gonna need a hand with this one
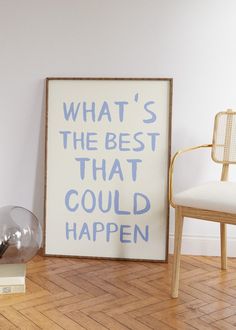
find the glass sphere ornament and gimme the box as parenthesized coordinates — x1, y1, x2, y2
(0, 206, 42, 264)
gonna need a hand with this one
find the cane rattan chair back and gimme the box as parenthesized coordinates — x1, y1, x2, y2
(212, 111, 236, 164)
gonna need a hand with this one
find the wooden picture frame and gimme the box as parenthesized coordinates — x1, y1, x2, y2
(44, 78, 172, 261)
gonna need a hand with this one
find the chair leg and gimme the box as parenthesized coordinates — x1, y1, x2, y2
(220, 223, 227, 270)
(171, 206, 184, 298)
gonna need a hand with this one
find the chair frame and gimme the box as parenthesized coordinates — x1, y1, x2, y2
(169, 110, 236, 298)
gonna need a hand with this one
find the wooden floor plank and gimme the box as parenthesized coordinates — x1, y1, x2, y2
(110, 313, 152, 330)
(198, 301, 231, 314)
(81, 295, 137, 315)
(185, 318, 220, 330)
(0, 313, 18, 329)
(0, 306, 40, 329)
(20, 307, 63, 329)
(204, 306, 236, 322)
(43, 309, 86, 330)
(106, 297, 160, 316)
(58, 294, 114, 314)
(137, 315, 174, 330)
(213, 319, 236, 330)
(36, 293, 92, 313)
(13, 292, 72, 311)
(91, 312, 130, 330)
(66, 310, 107, 330)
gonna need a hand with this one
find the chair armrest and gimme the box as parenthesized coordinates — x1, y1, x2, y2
(169, 144, 212, 207)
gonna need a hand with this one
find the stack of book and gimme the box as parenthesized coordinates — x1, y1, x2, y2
(0, 264, 26, 294)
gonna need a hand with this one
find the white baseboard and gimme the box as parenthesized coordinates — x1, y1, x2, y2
(169, 234, 236, 257)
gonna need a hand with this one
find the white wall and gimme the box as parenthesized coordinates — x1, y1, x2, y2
(1, 0, 236, 255)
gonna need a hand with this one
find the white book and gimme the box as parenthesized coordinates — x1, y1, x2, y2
(0, 264, 26, 294)
(0, 284, 25, 294)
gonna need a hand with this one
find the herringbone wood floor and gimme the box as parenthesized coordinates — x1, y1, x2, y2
(1, 253, 236, 329)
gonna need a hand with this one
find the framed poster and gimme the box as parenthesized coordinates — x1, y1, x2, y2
(44, 78, 172, 261)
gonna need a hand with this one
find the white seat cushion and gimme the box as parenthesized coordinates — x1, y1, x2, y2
(174, 181, 236, 214)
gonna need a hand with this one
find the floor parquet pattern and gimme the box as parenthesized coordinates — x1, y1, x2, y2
(1, 253, 236, 329)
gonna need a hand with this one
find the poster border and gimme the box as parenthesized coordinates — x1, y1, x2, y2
(44, 77, 173, 262)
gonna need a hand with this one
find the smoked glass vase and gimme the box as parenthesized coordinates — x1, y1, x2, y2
(0, 206, 42, 264)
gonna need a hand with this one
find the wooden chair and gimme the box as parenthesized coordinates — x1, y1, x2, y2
(169, 109, 236, 298)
